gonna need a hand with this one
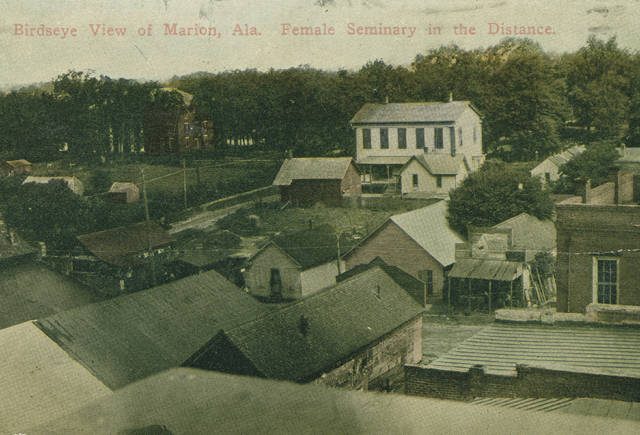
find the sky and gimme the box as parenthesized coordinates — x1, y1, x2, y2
(1, 0, 639, 88)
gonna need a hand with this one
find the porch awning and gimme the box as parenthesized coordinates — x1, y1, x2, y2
(448, 259, 522, 282)
(356, 156, 411, 166)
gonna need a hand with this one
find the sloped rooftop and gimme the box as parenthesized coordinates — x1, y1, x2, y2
(427, 323, 640, 377)
(351, 101, 478, 124)
(390, 200, 465, 267)
(272, 157, 354, 186)
(36, 270, 268, 389)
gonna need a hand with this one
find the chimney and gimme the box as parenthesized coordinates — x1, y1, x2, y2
(583, 179, 592, 204)
(448, 92, 453, 102)
(8, 229, 17, 246)
(38, 241, 47, 259)
(385, 95, 389, 104)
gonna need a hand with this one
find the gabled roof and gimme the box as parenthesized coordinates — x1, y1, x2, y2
(0, 261, 104, 329)
(267, 224, 340, 269)
(337, 257, 425, 305)
(427, 323, 640, 378)
(273, 157, 355, 186)
(108, 181, 138, 193)
(0, 322, 110, 433)
(35, 270, 268, 389)
(534, 145, 586, 170)
(350, 101, 479, 125)
(77, 221, 173, 267)
(4, 159, 31, 168)
(29, 369, 639, 435)
(492, 213, 556, 252)
(404, 153, 468, 175)
(189, 267, 423, 382)
(389, 200, 465, 267)
(616, 146, 640, 163)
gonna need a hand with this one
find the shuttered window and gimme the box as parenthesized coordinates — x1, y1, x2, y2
(380, 128, 389, 149)
(398, 128, 407, 149)
(434, 128, 443, 149)
(362, 128, 371, 149)
(416, 128, 425, 149)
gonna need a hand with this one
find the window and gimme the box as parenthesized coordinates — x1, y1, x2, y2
(473, 126, 478, 144)
(412, 174, 419, 188)
(416, 128, 425, 149)
(594, 258, 618, 304)
(419, 270, 434, 297)
(269, 268, 283, 301)
(436, 175, 443, 188)
(362, 128, 371, 149)
(380, 128, 389, 149)
(434, 128, 444, 149)
(544, 172, 551, 183)
(398, 128, 407, 149)
(458, 127, 463, 146)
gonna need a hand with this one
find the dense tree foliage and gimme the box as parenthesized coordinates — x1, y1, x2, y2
(448, 161, 554, 236)
(555, 141, 620, 193)
(0, 37, 637, 163)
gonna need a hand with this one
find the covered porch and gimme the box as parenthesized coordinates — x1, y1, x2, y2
(447, 258, 525, 313)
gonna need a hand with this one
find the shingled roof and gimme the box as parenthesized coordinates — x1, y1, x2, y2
(35, 270, 268, 389)
(267, 224, 342, 270)
(77, 221, 173, 267)
(405, 153, 468, 175)
(187, 267, 423, 382)
(273, 157, 354, 186)
(390, 201, 465, 267)
(350, 101, 479, 125)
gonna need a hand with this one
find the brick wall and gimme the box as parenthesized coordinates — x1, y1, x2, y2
(317, 316, 422, 390)
(405, 363, 640, 402)
(556, 205, 640, 312)
(344, 221, 444, 301)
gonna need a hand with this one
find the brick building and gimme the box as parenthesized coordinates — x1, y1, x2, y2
(556, 171, 640, 313)
(343, 200, 464, 302)
(272, 157, 361, 206)
(186, 267, 423, 389)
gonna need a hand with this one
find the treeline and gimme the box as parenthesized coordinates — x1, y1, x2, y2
(1, 36, 639, 163)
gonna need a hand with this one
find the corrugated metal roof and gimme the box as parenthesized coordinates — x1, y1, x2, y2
(409, 153, 466, 175)
(35, 270, 268, 389)
(448, 258, 522, 281)
(472, 397, 575, 413)
(390, 200, 465, 267)
(0, 322, 110, 433)
(77, 221, 173, 267)
(192, 267, 424, 382)
(351, 101, 477, 124)
(273, 157, 354, 186)
(0, 261, 104, 329)
(29, 368, 640, 434)
(492, 213, 556, 252)
(427, 323, 640, 377)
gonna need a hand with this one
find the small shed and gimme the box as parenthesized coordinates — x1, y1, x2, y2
(273, 157, 361, 206)
(399, 153, 469, 196)
(108, 182, 140, 203)
(1, 159, 32, 176)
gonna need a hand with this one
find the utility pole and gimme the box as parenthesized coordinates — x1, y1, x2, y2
(140, 168, 157, 286)
(336, 233, 341, 274)
(182, 158, 188, 209)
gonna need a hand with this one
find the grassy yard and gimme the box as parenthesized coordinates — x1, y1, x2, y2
(31, 157, 280, 196)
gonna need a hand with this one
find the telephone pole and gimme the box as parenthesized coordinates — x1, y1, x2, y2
(140, 168, 157, 286)
(182, 158, 188, 209)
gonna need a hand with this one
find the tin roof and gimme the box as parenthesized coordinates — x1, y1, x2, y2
(273, 157, 355, 186)
(448, 258, 522, 281)
(427, 323, 640, 377)
(351, 101, 479, 125)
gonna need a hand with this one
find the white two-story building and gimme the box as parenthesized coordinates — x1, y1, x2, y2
(350, 101, 484, 192)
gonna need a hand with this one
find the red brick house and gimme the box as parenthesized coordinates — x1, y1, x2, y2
(343, 200, 464, 302)
(272, 157, 361, 206)
(556, 171, 640, 315)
